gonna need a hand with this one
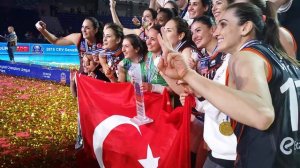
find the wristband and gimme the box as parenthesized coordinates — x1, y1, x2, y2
(151, 84, 165, 93)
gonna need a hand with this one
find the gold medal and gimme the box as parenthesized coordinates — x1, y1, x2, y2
(219, 121, 234, 136)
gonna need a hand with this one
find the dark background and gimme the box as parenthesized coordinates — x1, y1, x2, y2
(0, 0, 299, 60)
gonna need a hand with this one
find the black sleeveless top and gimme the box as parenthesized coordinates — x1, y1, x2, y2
(76, 34, 103, 74)
(194, 48, 225, 80)
(236, 42, 300, 168)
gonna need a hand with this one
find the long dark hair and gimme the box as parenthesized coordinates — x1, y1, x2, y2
(164, 0, 179, 16)
(192, 15, 216, 28)
(124, 34, 148, 57)
(84, 17, 103, 43)
(149, 24, 162, 35)
(170, 17, 192, 43)
(144, 8, 157, 20)
(104, 22, 124, 47)
(227, 3, 300, 65)
(202, 0, 213, 16)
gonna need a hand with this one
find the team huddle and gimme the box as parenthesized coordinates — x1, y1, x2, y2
(35, 0, 300, 167)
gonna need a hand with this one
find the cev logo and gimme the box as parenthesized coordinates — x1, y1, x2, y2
(280, 137, 300, 155)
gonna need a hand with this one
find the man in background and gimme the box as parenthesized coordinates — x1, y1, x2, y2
(0, 26, 18, 63)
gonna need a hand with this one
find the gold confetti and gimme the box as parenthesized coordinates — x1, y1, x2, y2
(0, 74, 78, 167)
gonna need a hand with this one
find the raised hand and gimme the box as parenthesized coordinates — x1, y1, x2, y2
(35, 21, 47, 31)
(132, 16, 141, 27)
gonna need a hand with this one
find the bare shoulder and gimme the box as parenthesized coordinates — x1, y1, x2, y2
(231, 51, 267, 77)
(230, 51, 269, 90)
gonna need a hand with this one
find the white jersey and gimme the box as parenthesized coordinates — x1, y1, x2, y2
(195, 54, 237, 160)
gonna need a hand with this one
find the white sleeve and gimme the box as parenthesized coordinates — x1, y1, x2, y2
(195, 98, 221, 118)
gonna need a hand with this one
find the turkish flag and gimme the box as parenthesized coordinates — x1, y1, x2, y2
(76, 74, 191, 168)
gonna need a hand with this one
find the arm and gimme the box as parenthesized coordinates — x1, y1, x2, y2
(160, 72, 185, 95)
(70, 69, 78, 97)
(182, 51, 274, 130)
(35, 21, 80, 45)
(109, 0, 122, 27)
(117, 61, 127, 82)
(149, 0, 157, 10)
(99, 55, 109, 74)
(109, 0, 142, 35)
(149, 0, 163, 11)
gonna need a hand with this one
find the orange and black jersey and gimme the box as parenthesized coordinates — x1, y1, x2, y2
(235, 42, 300, 168)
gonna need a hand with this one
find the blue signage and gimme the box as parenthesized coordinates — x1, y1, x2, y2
(0, 42, 78, 56)
(0, 60, 70, 85)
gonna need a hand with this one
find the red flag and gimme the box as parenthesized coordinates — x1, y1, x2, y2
(76, 74, 191, 168)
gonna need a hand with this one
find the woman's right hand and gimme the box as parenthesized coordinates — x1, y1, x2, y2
(35, 21, 46, 31)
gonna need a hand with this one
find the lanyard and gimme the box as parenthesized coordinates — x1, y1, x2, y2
(239, 40, 260, 51)
(180, 0, 190, 18)
(84, 39, 104, 55)
(175, 40, 187, 52)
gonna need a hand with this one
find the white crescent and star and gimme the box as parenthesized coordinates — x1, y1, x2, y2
(93, 115, 160, 168)
(138, 145, 160, 168)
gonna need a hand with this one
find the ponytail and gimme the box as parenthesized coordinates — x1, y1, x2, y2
(264, 1, 299, 65)
(227, 2, 299, 65)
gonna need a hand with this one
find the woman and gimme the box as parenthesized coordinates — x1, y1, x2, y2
(143, 25, 169, 93)
(190, 16, 225, 79)
(164, 17, 195, 62)
(161, 17, 196, 95)
(211, 0, 297, 59)
(117, 34, 148, 83)
(99, 23, 124, 82)
(155, 8, 175, 26)
(187, 0, 211, 20)
(149, 0, 179, 16)
(163, 0, 180, 16)
(110, 0, 156, 40)
(35, 17, 108, 79)
(180, 15, 235, 168)
(158, 2, 300, 168)
(36, 17, 108, 150)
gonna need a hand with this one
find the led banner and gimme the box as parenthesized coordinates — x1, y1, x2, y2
(0, 42, 78, 56)
(0, 60, 70, 85)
